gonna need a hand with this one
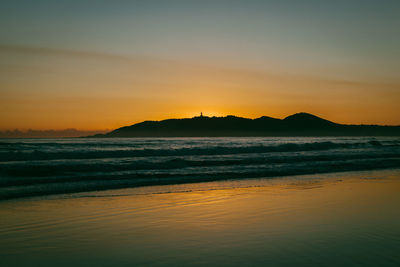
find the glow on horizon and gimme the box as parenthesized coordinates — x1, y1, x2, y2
(1, 44, 399, 130)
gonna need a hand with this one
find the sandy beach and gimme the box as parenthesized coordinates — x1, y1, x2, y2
(1, 169, 399, 266)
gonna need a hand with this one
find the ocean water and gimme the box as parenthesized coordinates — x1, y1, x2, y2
(0, 137, 399, 200)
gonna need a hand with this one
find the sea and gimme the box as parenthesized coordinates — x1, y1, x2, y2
(1, 137, 400, 266)
(0, 136, 399, 200)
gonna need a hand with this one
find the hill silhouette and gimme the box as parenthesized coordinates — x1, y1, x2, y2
(89, 112, 400, 137)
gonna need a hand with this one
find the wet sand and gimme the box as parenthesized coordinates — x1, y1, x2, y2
(1, 170, 400, 266)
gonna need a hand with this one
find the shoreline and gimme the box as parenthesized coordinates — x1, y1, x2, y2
(1, 168, 399, 266)
(3, 168, 399, 203)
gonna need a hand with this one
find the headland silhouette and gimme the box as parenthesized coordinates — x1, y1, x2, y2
(88, 112, 400, 137)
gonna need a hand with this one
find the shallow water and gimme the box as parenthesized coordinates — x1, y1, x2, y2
(1, 137, 399, 199)
(1, 170, 400, 266)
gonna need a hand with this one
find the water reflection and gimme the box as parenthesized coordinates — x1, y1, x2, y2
(0, 170, 399, 266)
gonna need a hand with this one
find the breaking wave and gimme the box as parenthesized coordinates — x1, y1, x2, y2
(0, 137, 399, 200)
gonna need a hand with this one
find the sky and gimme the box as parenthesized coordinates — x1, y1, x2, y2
(1, 0, 399, 130)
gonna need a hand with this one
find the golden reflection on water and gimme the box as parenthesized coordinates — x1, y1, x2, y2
(1, 171, 400, 266)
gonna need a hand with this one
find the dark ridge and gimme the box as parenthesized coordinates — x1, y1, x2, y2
(87, 113, 400, 137)
(283, 112, 336, 126)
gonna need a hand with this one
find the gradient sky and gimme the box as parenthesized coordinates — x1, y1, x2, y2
(1, 0, 399, 130)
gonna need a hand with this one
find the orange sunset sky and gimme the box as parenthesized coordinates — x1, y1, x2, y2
(1, 1, 399, 131)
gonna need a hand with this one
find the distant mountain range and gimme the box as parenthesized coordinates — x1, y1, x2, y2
(0, 129, 109, 138)
(89, 113, 400, 137)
